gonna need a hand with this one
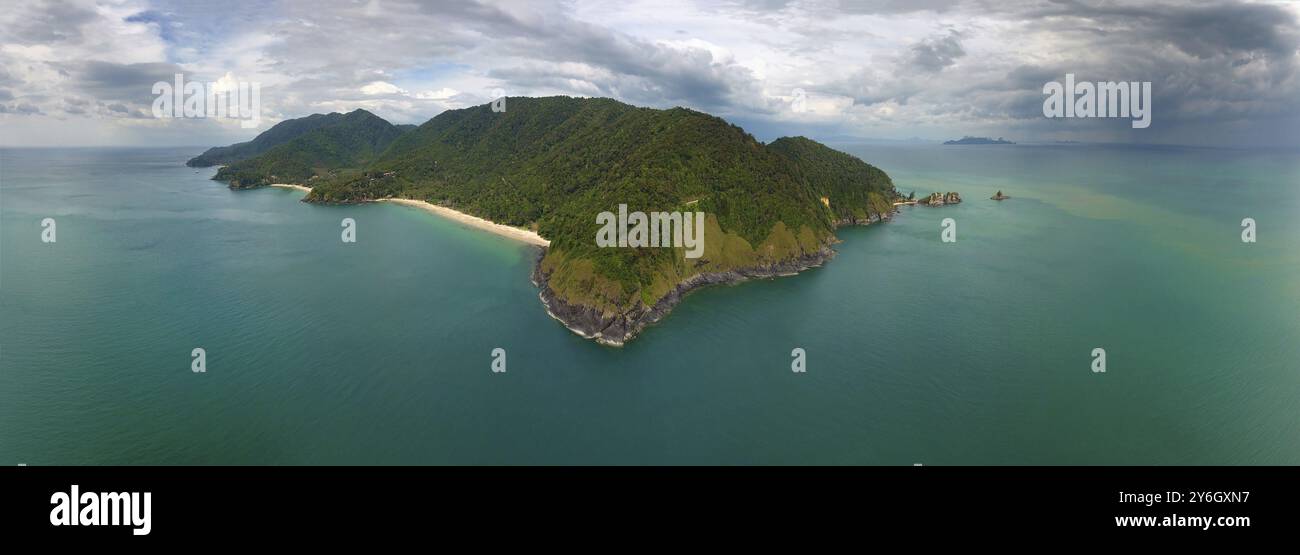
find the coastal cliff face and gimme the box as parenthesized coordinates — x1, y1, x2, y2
(533, 208, 893, 346)
(532, 244, 838, 347)
(833, 208, 893, 227)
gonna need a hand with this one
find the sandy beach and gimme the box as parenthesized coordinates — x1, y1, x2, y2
(378, 198, 550, 247)
(267, 184, 547, 246)
(270, 183, 313, 193)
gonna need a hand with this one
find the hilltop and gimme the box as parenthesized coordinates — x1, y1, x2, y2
(188, 111, 361, 167)
(213, 109, 409, 189)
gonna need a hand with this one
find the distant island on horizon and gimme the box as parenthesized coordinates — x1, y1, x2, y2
(188, 97, 903, 346)
(944, 136, 1015, 145)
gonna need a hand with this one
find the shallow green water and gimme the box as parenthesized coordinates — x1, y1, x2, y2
(2, 144, 1298, 464)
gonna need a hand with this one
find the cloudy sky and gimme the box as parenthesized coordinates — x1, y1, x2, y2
(2, 0, 1298, 147)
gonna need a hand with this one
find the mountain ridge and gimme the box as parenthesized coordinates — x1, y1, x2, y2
(213, 109, 409, 188)
(187, 110, 360, 167)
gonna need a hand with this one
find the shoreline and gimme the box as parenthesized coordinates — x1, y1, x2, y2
(264, 183, 549, 247)
(531, 208, 897, 346)
(377, 198, 550, 247)
(270, 183, 313, 193)
(265, 179, 889, 345)
(532, 245, 837, 347)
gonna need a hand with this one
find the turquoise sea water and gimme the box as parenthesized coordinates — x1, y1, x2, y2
(2, 144, 1299, 464)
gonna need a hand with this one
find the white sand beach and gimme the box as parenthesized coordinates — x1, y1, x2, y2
(270, 183, 313, 193)
(267, 184, 547, 247)
(378, 198, 550, 247)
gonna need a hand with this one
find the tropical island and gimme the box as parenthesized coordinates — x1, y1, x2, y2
(943, 136, 1015, 145)
(991, 190, 1011, 200)
(189, 97, 900, 345)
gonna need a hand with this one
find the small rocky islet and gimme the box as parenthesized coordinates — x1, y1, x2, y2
(917, 191, 962, 206)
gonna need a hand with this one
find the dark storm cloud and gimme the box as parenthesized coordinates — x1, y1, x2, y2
(830, 0, 964, 14)
(70, 61, 185, 105)
(3, 0, 1299, 146)
(1003, 1, 1300, 127)
(801, 0, 1300, 145)
(197, 0, 774, 119)
(729, 0, 963, 15)
(1026, 0, 1300, 61)
(907, 30, 965, 72)
(0, 102, 45, 114)
(403, 0, 765, 111)
(0, 0, 97, 44)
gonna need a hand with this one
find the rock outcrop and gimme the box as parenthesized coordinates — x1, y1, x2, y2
(530, 202, 904, 346)
(533, 246, 836, 347)
(920, 191, 962, 206)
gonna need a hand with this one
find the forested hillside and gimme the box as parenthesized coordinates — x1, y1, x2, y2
(186, 111, 362, 167)
(199, 97, 900, 344)
(213, 109, 408, 188)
